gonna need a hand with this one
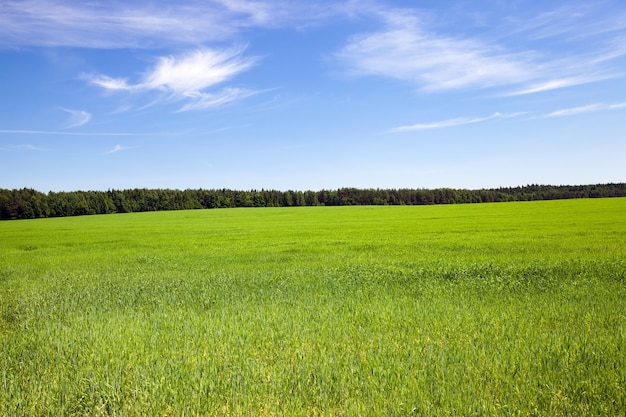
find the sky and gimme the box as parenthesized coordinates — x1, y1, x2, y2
(1, 0, 625, 192)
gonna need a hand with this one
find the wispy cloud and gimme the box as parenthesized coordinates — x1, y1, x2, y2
(0, 0, 349, 49)
(508, 76, 614, 96)
(543, 101, 626, 118)
(88, 76, 130, 91)
(60, 108, 91, 128)
(335, 11, 531, 92)
(387, 101, 626, 133)
(335, 4, 626, 95)
(86, 48, 260, 111)
(0, 144, 46, 151)
(388, 112, 521, 133)
(103, 144, 131, 155)
(0, 129, 148, 136)
(499, 4, 626, 44)
(177, 88, 265, 112)
(0, 0, 237, 48)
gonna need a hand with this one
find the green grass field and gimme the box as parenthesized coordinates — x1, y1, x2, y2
(1, 198, 625, 416)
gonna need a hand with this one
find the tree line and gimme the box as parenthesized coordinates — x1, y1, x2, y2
(1, 183, 625, 220)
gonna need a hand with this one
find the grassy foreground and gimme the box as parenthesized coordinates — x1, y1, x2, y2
(1, 199, 625, 416)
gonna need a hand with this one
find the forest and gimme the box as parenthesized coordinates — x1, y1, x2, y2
(1, 183, 625, 220)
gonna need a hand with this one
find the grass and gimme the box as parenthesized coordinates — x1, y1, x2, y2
(1, 198, 625, 415)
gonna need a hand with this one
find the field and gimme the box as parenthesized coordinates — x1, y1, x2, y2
(1, 198, 625, 416)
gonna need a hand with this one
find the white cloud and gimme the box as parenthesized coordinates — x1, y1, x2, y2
(500, 4, 626, 44)
(544, 101, 626, 118)
(544, 104, 606, 118)
(0, 0, 234, 48)
(60, 108, 91, 128)
(336, 11, 531, 92)
(387, 101, 626, 133)
(388, 112, 521, 133)
(0, 144, 46, 152)
(0, 129, 148, 136)
(86, 48, 259, 111)
(142, 48, 258, 94)
(88, 76, 131, 91)
(178, 88, 263, 112)
(103, 144, 130, 155)
(508, 77, 603, 96)
(335, 5, 626, 95)
(0, 0, 350, 48)
(16, 144, 46, 151)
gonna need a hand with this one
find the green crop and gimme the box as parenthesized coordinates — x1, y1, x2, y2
(1, 198, 625, 415)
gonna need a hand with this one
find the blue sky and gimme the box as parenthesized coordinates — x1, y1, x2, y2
(1, 0, 625, 192)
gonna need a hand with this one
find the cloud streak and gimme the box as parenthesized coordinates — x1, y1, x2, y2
(387, 101, 626, 133)
(86, 48, 260, 111)
(60, 108, 91, 128)
(103, 144, 131, 155)
(0, 0, 350, 49)
(0, 0, 237, 48)
(0, 144, 46, 151)
(543, 101, 626, 118)
(335, 11, 531, 92)
(335, 5, 626, 95)
(388, 112, 521, 133)
(508, 77, 613, 96)
(0, 129, 152, 136)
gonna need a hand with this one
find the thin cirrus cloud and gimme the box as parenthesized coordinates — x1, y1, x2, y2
(335, 11, 531, 93)
(507, 77, 611, 96)
(0, 0, 347, 49)
(498, 3, 626, 45)
(504, 47, 626, 96)
(0, 129, 151, 136)
(335, 5, 626, 95)
(60, 108, 91, 128)
(86, 48, 260, 112)
(387, 101, 626, 133)
(0, 0, 246, 48)
(543, 101, 626, 118)
(103, 144, 131, 155)
(0, 144, 46, 152)
(387, 112, 521, 133)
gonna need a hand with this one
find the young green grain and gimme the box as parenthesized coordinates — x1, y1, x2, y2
(0, 199, 624, 415)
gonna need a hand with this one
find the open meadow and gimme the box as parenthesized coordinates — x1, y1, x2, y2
(1, 198, 625, 416)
